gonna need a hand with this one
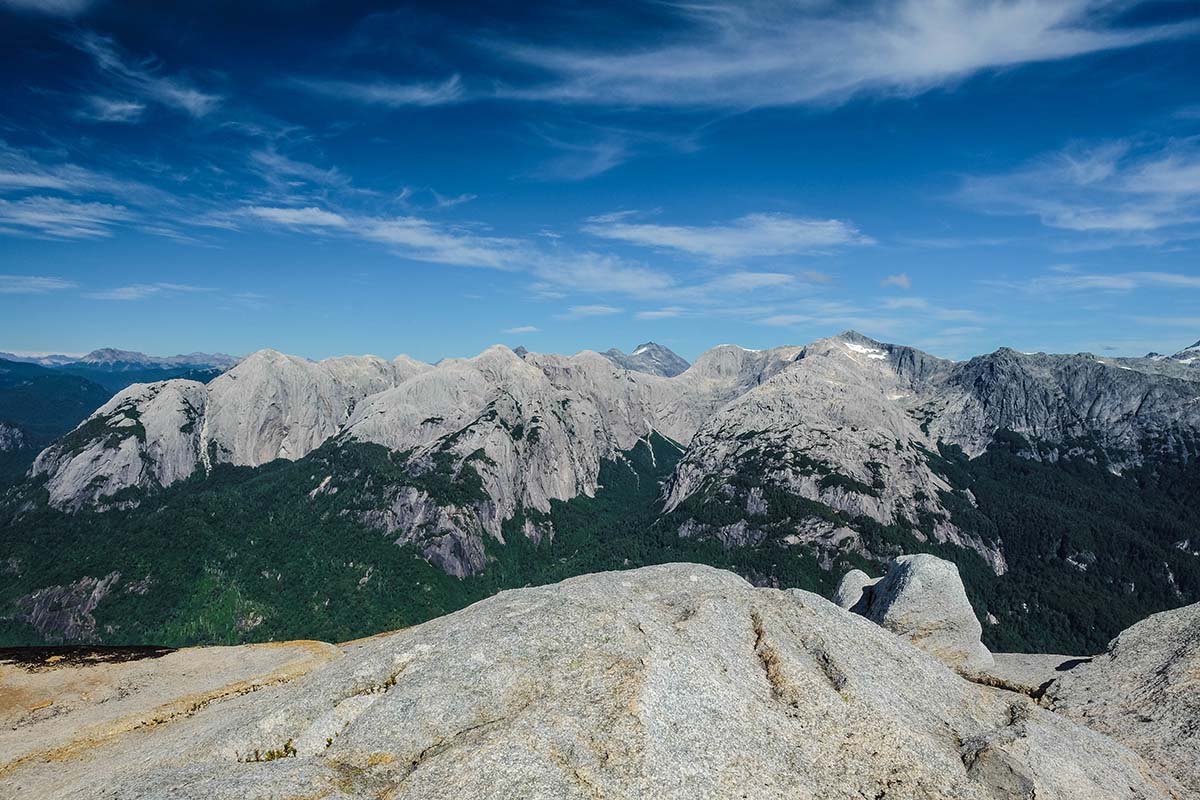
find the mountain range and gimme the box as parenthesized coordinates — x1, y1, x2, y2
(2, 333, 1199, 653)
(0, 349, 239, 370)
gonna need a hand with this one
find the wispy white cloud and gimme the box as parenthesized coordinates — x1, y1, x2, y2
(85, 282, 213, 301)
(243, 204, 682, 294)
(494, 0, 1195, 109)
(78, 96, 146, 123)
(0, 196, 132, 238)
(244, 205, 347, 227)
(582, 211, 870, 259)
(635, 307, 686, 320)
(433, 191, 477, 209)
(557, 304, 623, 320)
(289, 75, 464, 107)
(527, 123, 701, 182)
(0, 141, 163, 201)
(529, 251, 674, 295)
(0, 274, 78, 294)
(503, 325, 540, 333)
(1, 0, 94, 16)
(882, 273, 912, 289)
(532, 135, 632, 182)
(360, 218, 520, 269)
(961, 139, 1200, 240)
(988, 268, 1200, 293)
(249, 148, 351, 190)
(71, 32, 222, 118)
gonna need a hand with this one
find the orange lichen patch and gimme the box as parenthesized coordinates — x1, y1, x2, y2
(0, 640, 342, 779)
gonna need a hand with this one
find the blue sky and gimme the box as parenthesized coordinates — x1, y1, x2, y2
(1, 0, 1198, 363)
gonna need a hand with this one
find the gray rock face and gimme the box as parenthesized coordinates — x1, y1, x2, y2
(833, 568, 879, 610)
(31, 379, 208, 510)
(844, 554, 994, 672)
(202, 350, 428, 468)
(0, 565, 1183, 799)
(1043, 601, 1200, 794)
(0, 421, 25, 451)
(10, 571, 121, 642)
(663, 334, 1008, 572)
(29, 351, 429, 509)
(603, 341, 690, 376)
(927, 348, 1200, 468)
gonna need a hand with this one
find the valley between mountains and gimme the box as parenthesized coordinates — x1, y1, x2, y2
(2, 332, 1199, 654)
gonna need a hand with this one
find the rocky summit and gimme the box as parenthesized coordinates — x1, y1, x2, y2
(1, 563, 1193, 799)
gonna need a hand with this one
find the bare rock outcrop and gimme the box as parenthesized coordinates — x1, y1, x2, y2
(841, 554, 994, 672)
(833, 567, 878, 610)
(1042, 601, 1200, 794)
(0, 565, 1183, 799)
(31, 380, 208, 510)
(28, 351, 429, 510)
(0, 421, 25, 451)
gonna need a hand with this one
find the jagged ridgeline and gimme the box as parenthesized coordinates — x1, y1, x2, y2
(2, 333, 1199, 652)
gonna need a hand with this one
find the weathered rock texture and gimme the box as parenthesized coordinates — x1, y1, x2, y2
(1043, 601, 1200, 794)
(841, 554, 994, 672)
(833, 567, 878, 610)
(0, 565, 1184, 799)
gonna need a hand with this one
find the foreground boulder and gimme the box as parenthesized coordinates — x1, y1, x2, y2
(833, 567, 878, 609)
(1043, 601, 1200, 794)
(0, 565, 1183, 799)
(838, 554, 994, 672)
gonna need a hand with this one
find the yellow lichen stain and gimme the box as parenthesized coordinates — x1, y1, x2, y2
(365, 751, 395, 767)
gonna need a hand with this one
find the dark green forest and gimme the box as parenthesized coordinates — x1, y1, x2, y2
(1, 430, 1197, 655)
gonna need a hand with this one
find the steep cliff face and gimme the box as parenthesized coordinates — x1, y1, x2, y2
(662, 334, 1004, 569)
(31, 380, 208, 510)
(927, 349, 1200, 465)
(201, 350, 429, 468)
(27, 352, 429, 510)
